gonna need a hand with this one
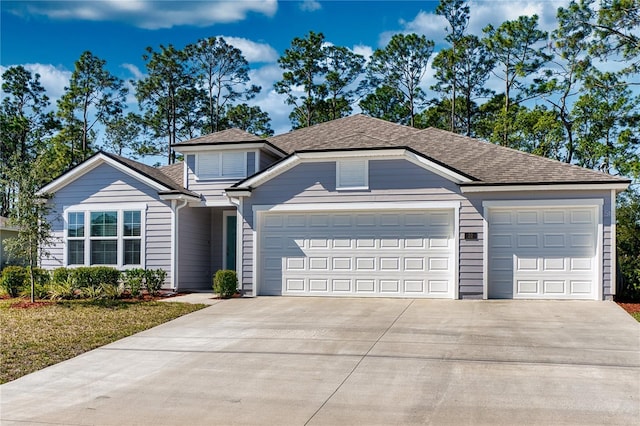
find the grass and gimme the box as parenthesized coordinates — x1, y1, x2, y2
(0, 298, 206, 384)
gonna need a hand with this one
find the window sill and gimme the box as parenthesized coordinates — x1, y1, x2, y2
(336, 186, 370, 191)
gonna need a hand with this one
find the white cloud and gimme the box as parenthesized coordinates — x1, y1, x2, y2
(0, 63, 71, 105)
(353, 44, 374, 62)
(224, 37, 279, 63)
(379, 1, 570, 48)
(300, 0, 322, 12)
(248, 64, 292, 133)
(121, 63, 145, 80)
(7, 0, 278, 29)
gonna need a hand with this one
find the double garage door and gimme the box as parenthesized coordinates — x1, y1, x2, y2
(259, 210, 455, 298)
(488, 206, 599, 299)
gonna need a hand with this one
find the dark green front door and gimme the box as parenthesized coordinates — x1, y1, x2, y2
(226, 215, 237, 270)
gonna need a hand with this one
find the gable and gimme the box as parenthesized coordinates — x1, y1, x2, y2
(235, 156, 463, 206)
(227, 149, 472, 196)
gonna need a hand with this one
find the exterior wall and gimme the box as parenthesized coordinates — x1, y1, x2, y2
(1, 229, 19, 267)
(185, 152, 256, 204)
(465, 190, 613, 299)
(177, 207, 211, 290)
(240, 159, 469, 296)
(41, 163, 174, 287)
(259, 149, 281, 171)
(239, 159, 614, 300)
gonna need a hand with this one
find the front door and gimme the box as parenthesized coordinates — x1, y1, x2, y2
(225, 214, 237, 271)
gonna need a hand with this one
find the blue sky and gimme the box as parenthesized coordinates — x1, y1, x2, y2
(1, 0, 572, 137)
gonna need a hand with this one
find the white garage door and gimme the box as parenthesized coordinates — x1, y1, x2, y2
(488, 206, 599, 299)
(259, 210, 455, 298)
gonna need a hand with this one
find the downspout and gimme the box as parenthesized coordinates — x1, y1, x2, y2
(171, 199, 189, 291)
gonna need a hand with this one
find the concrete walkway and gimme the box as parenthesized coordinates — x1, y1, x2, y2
(1, 298, 639, 425)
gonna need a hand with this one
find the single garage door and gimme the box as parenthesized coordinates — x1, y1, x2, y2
(488, 206, 599, 299)
(259, 210, 455, 298)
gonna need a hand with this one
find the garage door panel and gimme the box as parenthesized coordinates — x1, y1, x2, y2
(259, 210, 455, 298)
(489, 206, 598, 300)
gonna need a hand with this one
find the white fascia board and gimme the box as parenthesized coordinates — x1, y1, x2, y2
(39, 154, 169, 194)
(224, 190, 252, 197)
(462, 183, 629, 193)
(403, 150, 472, 183)
(233, 154, 301, 189)
(159, 193, 201, 202)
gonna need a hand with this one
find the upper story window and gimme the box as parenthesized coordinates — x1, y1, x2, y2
(197, 152, 246, 179)
(336, 159, 369, 190)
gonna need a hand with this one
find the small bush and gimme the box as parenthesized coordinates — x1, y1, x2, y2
(47, 278, 76, 300)
(52, 267, 70, 284)
(123, 268, 145, 298)
(91, 266, 121, 286)
(81, 285, 103, 300)
(69, 266, 120, 288)
(145, 269, 166, 296)
(0, 266, 27, 297)
(100, 282, 125, 300)
(213, 270, 238, 299)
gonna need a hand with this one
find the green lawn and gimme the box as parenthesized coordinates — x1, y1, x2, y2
(0, 299, 206, 384)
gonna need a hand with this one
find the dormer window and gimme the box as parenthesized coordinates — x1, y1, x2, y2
(197, 152, 246, 179)
(336, 159, 368, 190)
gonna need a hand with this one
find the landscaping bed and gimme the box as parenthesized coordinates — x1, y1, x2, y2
(617, 302, 640, 321)
(0, 298, 206, 384)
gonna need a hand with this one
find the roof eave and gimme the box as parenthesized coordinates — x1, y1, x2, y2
(460, 181, 631, 193)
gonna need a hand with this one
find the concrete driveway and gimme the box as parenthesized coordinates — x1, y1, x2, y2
(1, 298, 639, 425)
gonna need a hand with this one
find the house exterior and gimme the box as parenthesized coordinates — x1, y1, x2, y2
(0, 216, 20, 268)
(39, 115, 630, 300)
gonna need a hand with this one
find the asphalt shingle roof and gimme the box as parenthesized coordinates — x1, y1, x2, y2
(266, 115, 629, 185)
(103, 114, 628, 192)
(172, 128, 264, 145)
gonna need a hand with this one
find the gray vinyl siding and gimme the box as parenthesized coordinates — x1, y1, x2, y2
(465, 190, 613, 299)
(259, 150, 282, 171)
(41, 163, 173, 288)
(241, 159, 469, 296)
(177, 207, 211, 290)
(185, 152, 252, 203)
(239, 158, 614, 300)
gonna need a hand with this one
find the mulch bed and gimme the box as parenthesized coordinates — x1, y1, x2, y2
(617, 302, 640, 314)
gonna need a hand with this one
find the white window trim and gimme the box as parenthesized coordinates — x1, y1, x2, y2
(63, 204, 147, 269)
(195, 151, 247, 181)
(336, 159, 369, 190)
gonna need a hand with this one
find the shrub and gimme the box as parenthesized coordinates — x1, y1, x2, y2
(145, 269, 166, 296)
(213, 270, 238, 299)
(69, 266, 120, 288)
(0, 266, 27, 297)
(90, 266, 121, 286)
(47, 278, 76, 300)
(71, 267, 94, 288)
(52, 267, 71, 284)
(81, 285, 103, 300)
(100, 282, 125, 300)
(123, 268, 145, 298)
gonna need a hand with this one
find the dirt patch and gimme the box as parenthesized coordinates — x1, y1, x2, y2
(617, 302, 640, 314)
(10, 301, 53, 309)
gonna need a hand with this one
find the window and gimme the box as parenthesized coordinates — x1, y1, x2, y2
(337, 159, 369, 189)
(65, 207, 144, 267)
(67, 212, 84, 265)
(197, 152, 246, 179)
